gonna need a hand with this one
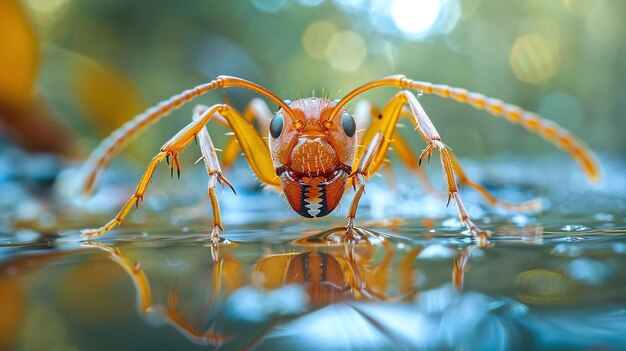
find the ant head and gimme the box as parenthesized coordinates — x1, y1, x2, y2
(269, 98, 356, 218)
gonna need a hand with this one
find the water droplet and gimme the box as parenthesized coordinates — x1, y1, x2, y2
(561, 224, 590, 232)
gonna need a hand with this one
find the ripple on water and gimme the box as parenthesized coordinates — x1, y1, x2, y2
(561, 224, 591, 232)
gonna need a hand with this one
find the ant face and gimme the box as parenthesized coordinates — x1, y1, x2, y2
(269, 98, 356, 218)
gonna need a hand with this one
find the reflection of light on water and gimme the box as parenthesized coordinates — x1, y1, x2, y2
(224, 285, 308, 322)
(390, 0, 442, 36)
(568, 258, 613, 285)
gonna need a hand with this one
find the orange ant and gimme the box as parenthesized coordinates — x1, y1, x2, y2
(79, 75, 600, 243)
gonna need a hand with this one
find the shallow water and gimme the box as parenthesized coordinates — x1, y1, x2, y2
(2, 151, 626, 350)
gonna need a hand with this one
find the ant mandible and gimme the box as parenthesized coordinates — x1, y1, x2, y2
(79, 75, 600, 243)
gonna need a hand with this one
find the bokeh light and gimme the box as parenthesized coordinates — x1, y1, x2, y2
(302, 21, 338, 60)
(325, 31, 367, 72)
(390, 0, 442, 37)
(23, 0, 71, 28)
(587, 1, 622, 43)
(509, 34, 560, 84)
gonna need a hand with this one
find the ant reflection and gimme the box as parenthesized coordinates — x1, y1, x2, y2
(83, 227, 473, 347)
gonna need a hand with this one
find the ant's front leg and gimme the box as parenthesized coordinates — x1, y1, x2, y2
(192, 105, 236, 244)
(345, 132, 384, 242)
(81, 104, 233, 239)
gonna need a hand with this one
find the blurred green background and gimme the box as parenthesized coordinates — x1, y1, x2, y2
(5, 0, 626, 161)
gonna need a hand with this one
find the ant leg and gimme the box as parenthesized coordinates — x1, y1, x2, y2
(191, 103, 280, 188)
(402, 91, 490, 242)
(355, 95, 436, 193)
(84, 242, 230, 345)
(79, 76, 294, 196)
(388, 114, 437, 194)
(82, 103, 280, 238)
(81, 104, 228, 238)
(219, 98, 274, 169)
(453, 246, 474, 291)
(346, 132, 384, 239)
(192, 106, 236, 243)
(331, 75, 599, 182)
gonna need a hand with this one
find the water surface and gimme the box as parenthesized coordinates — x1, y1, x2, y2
(1, 153, 626, 350)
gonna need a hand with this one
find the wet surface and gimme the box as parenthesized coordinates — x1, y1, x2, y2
(3, 217, 626, 350)
(2, 149, 626, 350)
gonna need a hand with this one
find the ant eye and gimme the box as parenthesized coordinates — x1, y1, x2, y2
(341, 113, 356, 137)
(270, 113, 284, 138)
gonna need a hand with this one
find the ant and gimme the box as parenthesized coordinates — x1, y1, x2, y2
(79, 75, 599, 243)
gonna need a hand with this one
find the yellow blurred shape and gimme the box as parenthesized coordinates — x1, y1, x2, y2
(24, 0, 71, 27)
(563, 0, 599, 16)
(72, 60, 145, 138)
(509, 34, 560, 84)
(325, 30, 367, 73)
(302, 21, 338, 60)
(24, 0, 68, 14)
(0, 0, 40, 109)
(515, 269, 577, 305)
